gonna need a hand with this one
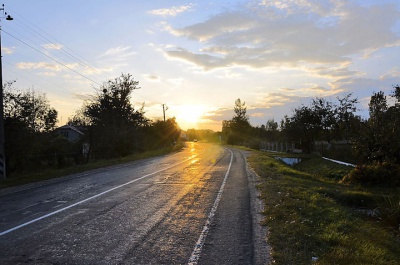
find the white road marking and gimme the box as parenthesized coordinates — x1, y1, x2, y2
(188, 148, 233, 265)
(0, 148, 205, 237)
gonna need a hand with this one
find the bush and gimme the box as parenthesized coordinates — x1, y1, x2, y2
(342, 162, 400, 186)
(374, 195, 400, 230)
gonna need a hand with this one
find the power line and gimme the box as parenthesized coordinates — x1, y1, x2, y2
(3, 18, 163, 110)
(6, 7, 110, 81)
(2, 29, 102, 86)
(3, 61, 83, 100)
(2, 7, 166, 118)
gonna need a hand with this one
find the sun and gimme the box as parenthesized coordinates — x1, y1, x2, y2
(175, 105, 205, 128)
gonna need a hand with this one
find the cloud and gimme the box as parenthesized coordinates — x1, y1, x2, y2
(202, 107, 232, 122)
(148, 4, 194, 17)
(167, 77, 184, 86)
(254, 83, 340, 109)
(162, 1, 400, 72)
(72, 92, 91, 101)
(331, 76, 398, 95)
(167, 11, 256, 41)
(166, 48, 227, 70)
(144, 74, 160, 82)
(17, 62, 78, 71)
(260, 0, 338, 16)
(255, 92, 300, 108)
(97, 46, 136, 61)
(1, 47, 13, 55)
(42, 43, 63, 50)
(307, 66, 360, 79)
(250, 112, 265, 118)
(38, 72, 56, 77)
(379, 69, 400, 80)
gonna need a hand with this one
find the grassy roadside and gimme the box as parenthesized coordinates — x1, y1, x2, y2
(0, 144, 184, 189)
(248, 151, 400, 265)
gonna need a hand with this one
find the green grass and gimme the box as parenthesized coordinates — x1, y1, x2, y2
(248, 151, 400, 265)
(293, 155, 353, 181)
(0, 144, 184, 189)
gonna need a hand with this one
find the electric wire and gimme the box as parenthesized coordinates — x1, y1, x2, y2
(2, 29, 102, 86)
(3, 23, 163, 113)
(3, 61, 84, 101)
(2, 8, 165, 117)
(7, 7, 110, 82)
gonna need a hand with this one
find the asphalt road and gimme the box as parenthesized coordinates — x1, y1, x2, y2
(0, 143, 269, 264)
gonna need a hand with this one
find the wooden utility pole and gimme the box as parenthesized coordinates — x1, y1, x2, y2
(162, 103, 168, 122)
(0, 5, 13, 180)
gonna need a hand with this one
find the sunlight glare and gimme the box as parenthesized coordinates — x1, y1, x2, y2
(176, 105, 205, 128)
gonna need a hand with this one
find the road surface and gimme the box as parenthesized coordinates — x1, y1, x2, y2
(0, 143, 268, 264)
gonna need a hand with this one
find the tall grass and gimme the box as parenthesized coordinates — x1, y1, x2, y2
(248, 151, 400, 265)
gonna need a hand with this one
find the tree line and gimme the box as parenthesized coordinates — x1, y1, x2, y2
(223, 86, 400, 185)
(3, 74, 180, 177)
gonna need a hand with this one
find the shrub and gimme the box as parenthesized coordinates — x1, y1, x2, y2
(374, 196, 400, 231)
(342, 162, 400, 186)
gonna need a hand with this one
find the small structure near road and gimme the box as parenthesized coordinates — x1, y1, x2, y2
(55, 125, 85, 142)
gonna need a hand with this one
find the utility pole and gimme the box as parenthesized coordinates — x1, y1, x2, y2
(0, 5, 13, 180)
(162, 103, 168, 122)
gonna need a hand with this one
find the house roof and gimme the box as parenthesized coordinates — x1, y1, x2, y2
(56, 125, 85, 135)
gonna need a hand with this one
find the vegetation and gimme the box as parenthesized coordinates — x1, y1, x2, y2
(186, 128, 221, 142)
(223, 85, 400, 186)
(2, 74, 182, 179)
(3, 81, 62, 175)
(248, 151, 400, 264)
(80, 74, 149, 158)
(222, 98, 252, 145)
(0, 143, 184, 189)
(2, 65, 399, 264)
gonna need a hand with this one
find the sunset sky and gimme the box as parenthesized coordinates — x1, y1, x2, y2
(2, 0, 400, 131)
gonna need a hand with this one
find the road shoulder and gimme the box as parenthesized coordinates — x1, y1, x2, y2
(242, 150, 271, 265)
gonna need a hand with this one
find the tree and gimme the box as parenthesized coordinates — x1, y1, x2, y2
(392, 85, 400, 103)
(360, 91, 389, 163)
(264, 119, 279, 141)
(185, 128, 219, 142)
(335, 93, 359, 141)
(223, 99, 252, 145)
(82, 74, 149, 158)
(67, 107, 91, 127)
(347, 88, 400, 185)
(280, 104, 323, 152)
(84, 74, 147, 128)
(353, 90, 400, 164)
(145, 118, 181, 149)
(232, 98, 249, 124)
(3, 81, 59, 175)
(4, 82, 58, 132)
(221, 120, 232, 143)
(310, 97, 336, 142)
(281, 94, 360, 153)
(265, 119, 278, 131)
(369, 91, 387, 120)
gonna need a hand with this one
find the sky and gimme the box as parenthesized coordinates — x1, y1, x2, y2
(1, 0, 400, 131)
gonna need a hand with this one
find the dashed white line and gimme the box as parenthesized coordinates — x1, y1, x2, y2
(188, 148, 233, 265)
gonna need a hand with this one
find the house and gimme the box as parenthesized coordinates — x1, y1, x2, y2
(55, 125, 85, 142)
